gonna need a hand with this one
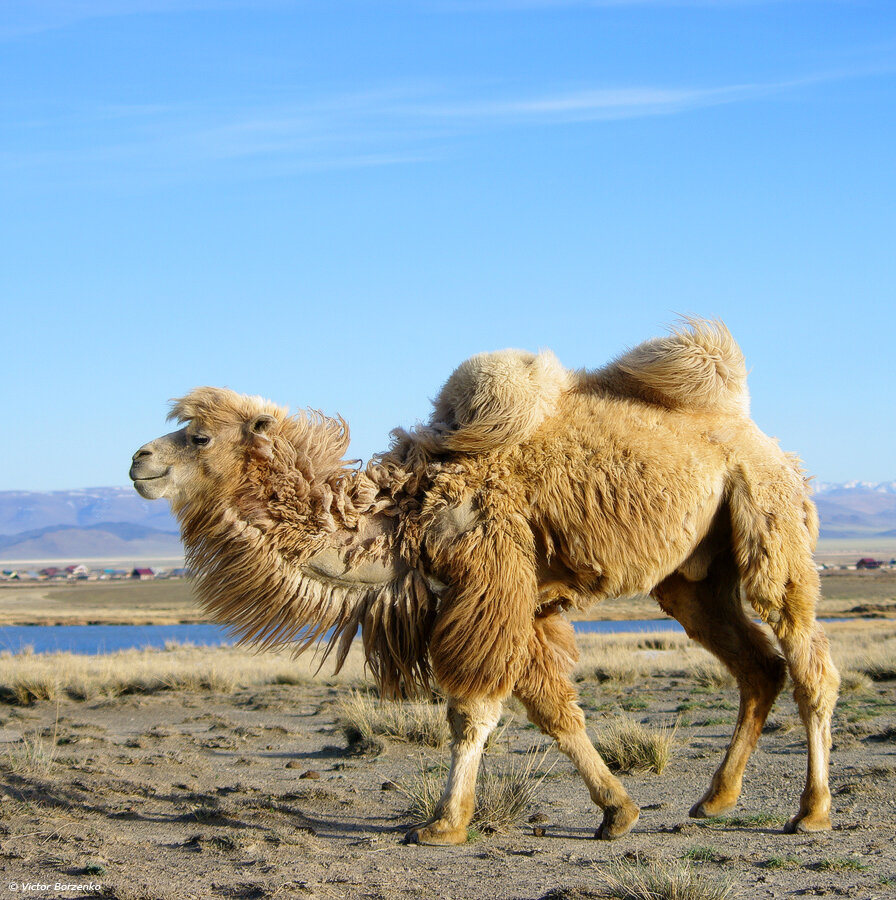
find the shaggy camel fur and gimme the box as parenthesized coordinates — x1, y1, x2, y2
(129, 319, 838, 845)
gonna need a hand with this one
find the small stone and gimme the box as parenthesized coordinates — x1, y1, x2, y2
(299, 769, 320, 779)
(533, 826, 547, 837)
(381, 780, 399, 791)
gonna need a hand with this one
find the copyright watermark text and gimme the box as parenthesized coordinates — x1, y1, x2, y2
(7, 883, 102, 894)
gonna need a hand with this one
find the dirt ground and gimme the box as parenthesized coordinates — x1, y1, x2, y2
(0, 636, 894, 900)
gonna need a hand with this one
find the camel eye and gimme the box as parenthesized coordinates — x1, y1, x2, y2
(191, 434, 211, 447)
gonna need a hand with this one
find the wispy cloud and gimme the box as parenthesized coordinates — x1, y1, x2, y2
(1, 67, 885, 186)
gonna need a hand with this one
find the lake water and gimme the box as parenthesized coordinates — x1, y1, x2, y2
(0, 619, 687, 656)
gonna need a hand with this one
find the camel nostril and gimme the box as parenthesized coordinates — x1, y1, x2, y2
(132, 447, 153, 462)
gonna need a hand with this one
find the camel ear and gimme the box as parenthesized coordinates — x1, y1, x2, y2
(247, 414, 276, 459)
(250, 414, 275, 435)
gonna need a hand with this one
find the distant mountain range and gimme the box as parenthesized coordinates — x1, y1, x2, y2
(812, 481, 896, 540)
(0, 488, 179, 561)
(0, 481, 893, 562)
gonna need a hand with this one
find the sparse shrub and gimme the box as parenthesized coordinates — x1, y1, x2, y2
(396, 758, 447, 823)
(163, 666, 237, 693)
(472, 749, 553, 834)
(2, 674, 59, 706)
(593, 716, 676, 774)
(596, 857, 734, 900)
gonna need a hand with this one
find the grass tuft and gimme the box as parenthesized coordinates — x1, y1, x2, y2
(337, 690, 449, 751)
(762, 855, 801, 870)
(838, 669, 873, 694)
(397, 748, 552, 835)
(593, 716, 676, 774)
(2, 716, 60, 776)
(688, 659, 736, 690)
(596, 857, 735, 900)
(813, 857, 870, 872)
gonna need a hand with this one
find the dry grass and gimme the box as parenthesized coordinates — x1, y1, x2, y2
(596, 857, 735, 900)
(2, 706, 60, 775)
(573, 633, 720, 686)
(593, 715, 677, 774)
(0, 642, 370, 705)
(827, 621, 896, 682)
(397, 747, 552, 835)
(473, 748, 554, 833)
(3, 728, 59, 775)
(838, 669, 874, 694)
(337, 690, 449, 750)
(688, 658, 736, 690)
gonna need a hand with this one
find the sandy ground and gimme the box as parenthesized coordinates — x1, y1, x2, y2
(0, 634, 894, 900)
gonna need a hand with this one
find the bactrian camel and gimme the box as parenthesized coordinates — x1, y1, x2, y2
(129, 319, 839, 845)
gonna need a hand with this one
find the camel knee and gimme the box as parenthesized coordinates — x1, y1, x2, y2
(517, 689, 586, 741)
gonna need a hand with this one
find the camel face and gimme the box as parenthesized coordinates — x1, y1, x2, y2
(130, 418, 262, 504)
(130, 425, 211, 502)
(131, 387, 286, 507)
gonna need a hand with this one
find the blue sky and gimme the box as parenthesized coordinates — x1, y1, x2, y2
(2, 0, 893, 491)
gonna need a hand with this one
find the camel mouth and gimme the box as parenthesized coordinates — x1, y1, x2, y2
(130, 468, 171, 499)
(130, 469, 170, 483)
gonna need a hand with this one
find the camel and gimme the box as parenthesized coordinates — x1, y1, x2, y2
(129, 319, 838, 845)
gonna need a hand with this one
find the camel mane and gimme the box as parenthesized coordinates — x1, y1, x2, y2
(169, 387, 438, 698)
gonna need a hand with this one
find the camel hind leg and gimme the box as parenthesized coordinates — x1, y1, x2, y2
(729, 468, 839, 832)
(753, 574, 839, 833)
(653, 552, 787, 818)
(513, 613, 639, 840)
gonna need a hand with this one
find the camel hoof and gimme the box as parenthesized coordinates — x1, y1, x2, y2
(404, 823, 468, 846)
(594, 803, 639, 840)
(783, 812, 832, 834)
(689, 798, 737, 819)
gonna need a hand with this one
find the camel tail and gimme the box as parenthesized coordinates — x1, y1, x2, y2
(609, 318, 750, 415)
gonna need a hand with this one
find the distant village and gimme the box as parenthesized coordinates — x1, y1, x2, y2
(0, 564, 189, 583)
(1, 558, 894, 584)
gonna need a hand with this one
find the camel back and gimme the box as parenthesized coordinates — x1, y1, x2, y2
(394, 319, 749, 456)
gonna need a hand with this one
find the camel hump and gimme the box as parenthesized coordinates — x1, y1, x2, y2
(408, 348, 573, 453)
(606, 318, 750, 415)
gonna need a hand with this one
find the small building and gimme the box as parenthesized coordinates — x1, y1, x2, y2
(131, 567, 155, 580)
(856, 558, 882, 570)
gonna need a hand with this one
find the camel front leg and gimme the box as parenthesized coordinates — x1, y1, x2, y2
(405, 696, 502, 845)
(514, 614, 639, 840)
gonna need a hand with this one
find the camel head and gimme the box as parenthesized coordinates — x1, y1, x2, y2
(129, 387, 295, 508)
